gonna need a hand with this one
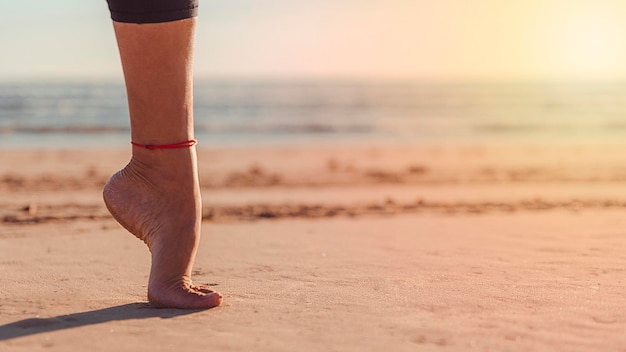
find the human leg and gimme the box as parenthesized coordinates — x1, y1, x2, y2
(103, 2, 221, 309)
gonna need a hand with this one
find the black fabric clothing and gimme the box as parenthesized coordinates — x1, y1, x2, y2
(106, 0, 198, 24)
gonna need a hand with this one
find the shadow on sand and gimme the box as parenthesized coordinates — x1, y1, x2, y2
(0, 303, 206, 341)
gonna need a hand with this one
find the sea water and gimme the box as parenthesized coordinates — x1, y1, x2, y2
(2, 79, 626, 148)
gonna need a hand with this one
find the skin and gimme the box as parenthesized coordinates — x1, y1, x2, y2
(102, 18, 222, 309)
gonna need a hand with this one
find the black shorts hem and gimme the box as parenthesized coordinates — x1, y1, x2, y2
(109, 6, 198, 24)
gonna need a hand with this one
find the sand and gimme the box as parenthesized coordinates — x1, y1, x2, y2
(1, 143, 625, 351)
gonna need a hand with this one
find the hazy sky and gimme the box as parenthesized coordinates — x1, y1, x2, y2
(2, 0, 626, 80)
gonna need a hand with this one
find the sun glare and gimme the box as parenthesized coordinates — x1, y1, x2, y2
(546, 9, 626, 78)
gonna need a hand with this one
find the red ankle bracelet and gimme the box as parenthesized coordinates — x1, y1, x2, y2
(131, 139, 198, 150)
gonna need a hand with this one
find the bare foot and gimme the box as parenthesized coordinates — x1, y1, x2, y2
(103, 147, 221, 309)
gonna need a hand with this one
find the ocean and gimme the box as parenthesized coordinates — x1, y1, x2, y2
(2, 79, 626, 148)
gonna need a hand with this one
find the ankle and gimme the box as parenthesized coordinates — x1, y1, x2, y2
(131, 139, 197, 150)
(131, 144, 196, 165)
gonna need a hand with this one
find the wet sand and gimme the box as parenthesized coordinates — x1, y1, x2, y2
(1, 143, 625, 351)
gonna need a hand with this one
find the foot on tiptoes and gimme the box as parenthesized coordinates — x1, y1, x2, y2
(103, 148, 221, 309)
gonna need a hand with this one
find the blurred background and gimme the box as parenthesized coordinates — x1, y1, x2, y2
(2, 0, 626, 148)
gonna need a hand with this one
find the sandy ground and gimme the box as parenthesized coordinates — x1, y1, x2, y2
(1, 144, 625, 351)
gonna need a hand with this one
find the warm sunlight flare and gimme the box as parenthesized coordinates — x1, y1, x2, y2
(4, 1, 626, 80)
(547, 10, 626, 78)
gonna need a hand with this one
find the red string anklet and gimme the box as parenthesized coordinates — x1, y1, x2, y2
(131, 139, 198, 150)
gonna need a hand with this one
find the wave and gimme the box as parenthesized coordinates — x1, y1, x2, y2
(0, 124, 373, 135)
(4, 80, 626, 146)
(0, 126, 128, 134)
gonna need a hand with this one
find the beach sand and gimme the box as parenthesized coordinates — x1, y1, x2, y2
(1, 143, 625, 351)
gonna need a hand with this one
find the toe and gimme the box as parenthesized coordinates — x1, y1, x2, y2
(148, 287, 222, 309)
(191, 284, 217, 294)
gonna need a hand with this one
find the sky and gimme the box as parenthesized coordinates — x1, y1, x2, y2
(2, 0, 626, 81)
